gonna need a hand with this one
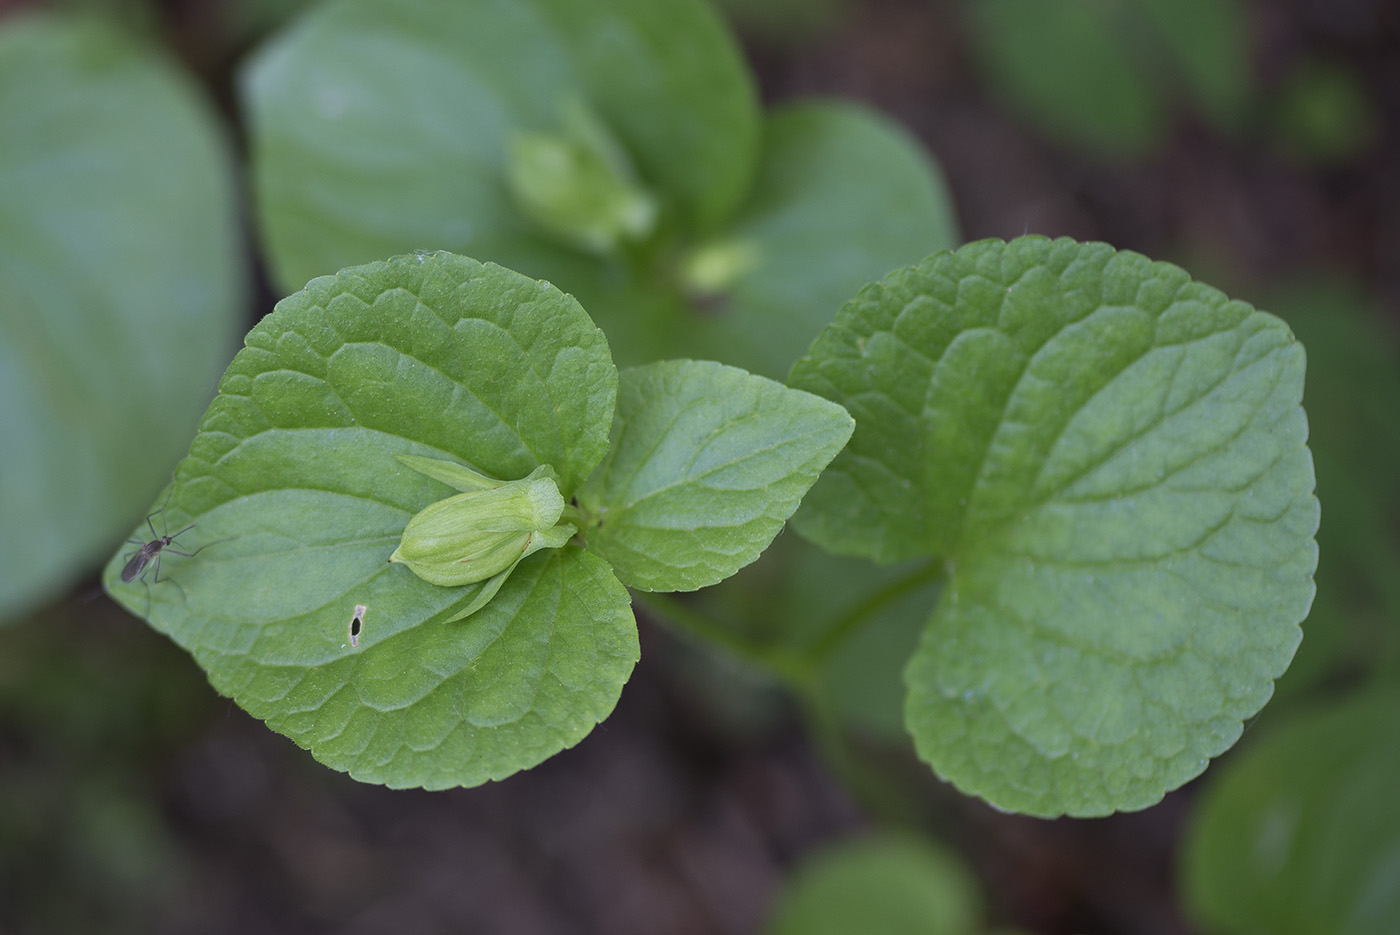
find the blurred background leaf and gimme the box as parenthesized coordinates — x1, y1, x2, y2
(966, 0, 1250, 158)
(241, 0, 957, 379)
(765, 832, 984, 935)
(0, 12, 243, 621)
(1181, 687, 1400, 935)
(1262, 276, 1400, 698)
(1269, 58, 1377, 166)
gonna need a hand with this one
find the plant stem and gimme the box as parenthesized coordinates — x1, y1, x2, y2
(805, 559, 945, 664)
(632, 591, 810, 686)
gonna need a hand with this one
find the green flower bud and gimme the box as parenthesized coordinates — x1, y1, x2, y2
(505, 98, 657, 255)
(678, 237, 761, 298)
(390, 457, 577, 620)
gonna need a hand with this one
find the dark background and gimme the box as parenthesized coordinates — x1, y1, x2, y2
(2, 1, 1396, 932)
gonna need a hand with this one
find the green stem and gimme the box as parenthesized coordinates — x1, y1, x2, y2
(632, 591, 811, 687)
(805, 559, 945, 664)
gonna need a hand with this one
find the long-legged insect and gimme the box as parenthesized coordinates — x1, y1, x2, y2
(121, 501, 203, 584)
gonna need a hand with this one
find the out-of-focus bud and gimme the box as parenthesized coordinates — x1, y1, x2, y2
(678, 237, 761, 299)
(505, 98, 657, 255)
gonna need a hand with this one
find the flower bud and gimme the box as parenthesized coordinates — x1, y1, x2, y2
(390, 459, 572, 593)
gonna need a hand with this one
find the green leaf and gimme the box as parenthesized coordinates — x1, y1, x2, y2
(766, 833, 982, 935)
(1137, 0, 1251, 131)
(968, 0, 1164, 156)
(1263, 278, 1400, 695)
(684, 101, 960, 379)
(969, 0, 1252, 156)
(243, 0, 758, 292)
(578, 360, 854, 592)
(104, 252, 636, 788)
(529, 0, 758, 234)
(1181, 689, 1400, 935)
(0, 13, 242, 619)
(790, 237, 1319, 816)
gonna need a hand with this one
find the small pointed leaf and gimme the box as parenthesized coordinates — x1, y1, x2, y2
(579, 360, 853, 591)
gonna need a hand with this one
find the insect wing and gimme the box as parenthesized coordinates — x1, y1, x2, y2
(120, 546, 153, 583)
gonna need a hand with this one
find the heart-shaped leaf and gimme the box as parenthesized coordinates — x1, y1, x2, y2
(790, 237, 1318, 816)
(104, 252, 636, 788)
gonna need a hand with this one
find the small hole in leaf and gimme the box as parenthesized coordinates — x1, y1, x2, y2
(349, 604, 366, 648)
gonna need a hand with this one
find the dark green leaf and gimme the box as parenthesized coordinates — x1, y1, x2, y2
(969, 0, 1163, 156)
(969, 0, 1250, 155)
(1182, 689, 1400, 935)
(1265, 278, 1400, 695)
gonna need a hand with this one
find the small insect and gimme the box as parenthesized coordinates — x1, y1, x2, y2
(349, 604, 367, 648)
(121, 501, 202, 584)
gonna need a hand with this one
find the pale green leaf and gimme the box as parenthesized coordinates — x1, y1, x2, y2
(104, 253, 634, 788)
(0, 13, 242, 618)
(790, 237, 1318, 816)
(766, 834, 982, 935)
(685, 101, 959, 379)
(243, 0, 757, 293)
(579, 360, 853, 591)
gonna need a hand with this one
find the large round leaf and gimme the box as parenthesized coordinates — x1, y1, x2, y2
(790, 237, 1318, 816)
